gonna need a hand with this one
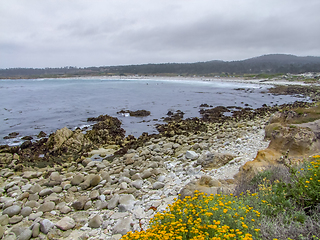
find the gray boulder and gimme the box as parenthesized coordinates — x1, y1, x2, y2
(40, 219, 55, 234)
(185, 150, 199, 160)
(55, 216, 75, 231)
(196, 151, 235, 169)
(113, 216, 132, 235)
(3, 205, 21, 217)
(88, 215, 102, 228)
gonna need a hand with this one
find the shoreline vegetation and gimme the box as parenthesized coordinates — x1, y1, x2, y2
(1, 77, 320, 239)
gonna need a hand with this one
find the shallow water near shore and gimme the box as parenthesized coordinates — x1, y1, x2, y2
(0, 78, 305, 145)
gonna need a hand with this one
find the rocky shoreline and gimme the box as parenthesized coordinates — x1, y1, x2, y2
(0, 113, 273, 240)
(0, 82, 319, 239)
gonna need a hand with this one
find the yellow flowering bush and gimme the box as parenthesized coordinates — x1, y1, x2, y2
(121, 192, 261, 240)
(240, 155, 320, 218)
(121, 155, 320, 239)
(289, 155, 320, 208)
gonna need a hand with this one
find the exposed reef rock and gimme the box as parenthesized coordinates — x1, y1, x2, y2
(3, 132, 19, 139)
(117, 109, 151, 117)
(268, 85, 320, 101)
(156, 118, 207, 137)
(163, 110, 185, 122)
(86, 114, 126, 145)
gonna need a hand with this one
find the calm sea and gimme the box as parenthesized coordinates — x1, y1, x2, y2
(0, 78, 304, 145)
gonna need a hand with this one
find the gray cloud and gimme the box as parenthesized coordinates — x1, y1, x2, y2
(1, 0, 320, 68)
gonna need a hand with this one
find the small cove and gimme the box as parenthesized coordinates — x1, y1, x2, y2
(0, 77, 306, 146)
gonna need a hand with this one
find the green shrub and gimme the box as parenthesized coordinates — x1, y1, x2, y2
(121, 156, 320, 240)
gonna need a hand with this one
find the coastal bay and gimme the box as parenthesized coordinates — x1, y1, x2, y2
(0, 77, 306, 146)
(0, 77, 319, 239)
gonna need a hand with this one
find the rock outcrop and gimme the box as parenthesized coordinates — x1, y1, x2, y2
(0, 114, 270, 239)
(237, 110, 320, 182)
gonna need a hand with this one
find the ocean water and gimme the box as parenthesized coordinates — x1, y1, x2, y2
(0, 78, 304, 146)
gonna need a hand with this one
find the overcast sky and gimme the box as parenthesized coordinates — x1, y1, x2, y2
(1, 0, 320, 69)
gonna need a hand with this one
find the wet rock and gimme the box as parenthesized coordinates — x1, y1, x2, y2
(47, 127, 73, 151)
(117, 110, 151, 117)
(55, 216, 75, 231)
(20, 140, 32, 149)
(37, 131, 47, 138)
(3, 132, 19, 139)
(86, 114, 125, 145)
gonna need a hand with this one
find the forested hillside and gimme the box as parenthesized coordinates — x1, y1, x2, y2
(1, 54, 320, 79)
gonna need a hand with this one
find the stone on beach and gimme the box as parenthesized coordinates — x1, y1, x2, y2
(72, 196, 89, 210)
(3, 205, 21, 217)
(40, 219, 55, 234)
(108, 194, 120, 210)
(17, 228, 32, 240)
(55, 216, 76, 231)
(38, 201, 55, 212)
(0, 104, 314, 239)
(185, 150, 199, 160)
(153, 182, 165, 190)
(88, 214, 103, 228)
(113, 216, 132, 235)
